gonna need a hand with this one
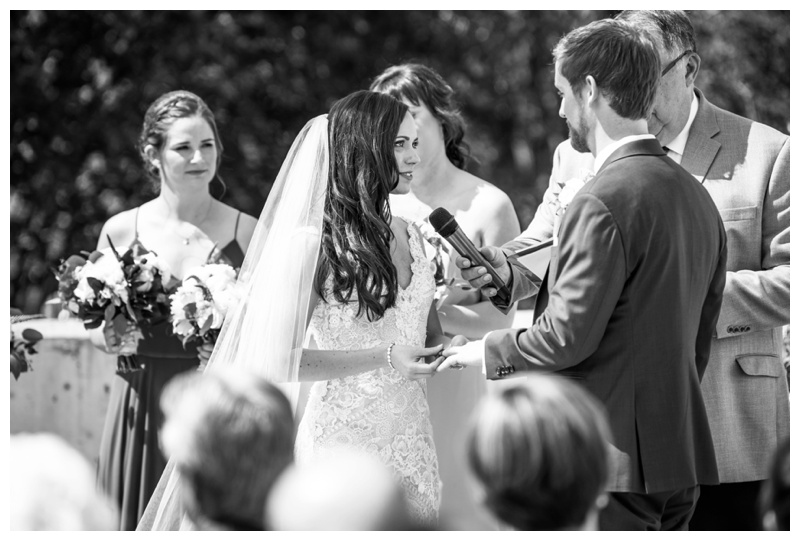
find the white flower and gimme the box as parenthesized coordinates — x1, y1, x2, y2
(72, 277, 97, 303)
(558, 177, 587, 207)
(76, 252, 128, 304)
(550, 169, 595, 244)
(169, 263, 238, 339)
(552, 168, 594, 212)
(133, 253, 172, 292)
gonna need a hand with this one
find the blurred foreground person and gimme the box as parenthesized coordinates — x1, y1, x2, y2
(465, 375, 612, 530)
(759, 439, 789, 531)
(10, 433, 118, 530)
(265, 447, 418, 531)
(143, 368, 295, 530)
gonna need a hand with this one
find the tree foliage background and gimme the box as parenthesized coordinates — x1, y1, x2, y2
(10, 10, 790, 313)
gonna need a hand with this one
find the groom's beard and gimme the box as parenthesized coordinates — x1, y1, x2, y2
(567, 114, 591, 154)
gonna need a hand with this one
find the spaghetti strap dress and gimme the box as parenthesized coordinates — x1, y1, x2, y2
(96, 209, 245, 530)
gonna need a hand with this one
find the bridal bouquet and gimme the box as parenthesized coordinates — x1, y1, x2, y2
(169, 263, 240, 347)
(55, 237, 172, 371)
(10, 325, 43, 380)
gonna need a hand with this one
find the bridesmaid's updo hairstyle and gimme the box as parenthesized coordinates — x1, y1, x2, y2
(138, 90, 225, 193)
(370, 63, 471, 169)
(317, 90, 407, 322)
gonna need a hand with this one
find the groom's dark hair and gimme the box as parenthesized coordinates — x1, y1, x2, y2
(553, 19, 660, 120)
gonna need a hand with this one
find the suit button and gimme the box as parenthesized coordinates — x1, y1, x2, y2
(509, 366, 516, 373)
(745, 326, 751, 332)
(727, 326, 734, 333)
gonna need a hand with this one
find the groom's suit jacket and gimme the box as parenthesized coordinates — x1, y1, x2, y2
(485, 137, 727, 494)
(507, 90, 790, 486)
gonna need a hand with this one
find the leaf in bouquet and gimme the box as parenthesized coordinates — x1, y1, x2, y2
(10, 354, 24, 380)
(120, 248, 135, 267)
(87, 250, 105, 264)
(106, 234, 123, 262)
(87, 276, 106, 294)
(21, 329, 43, 344)
(84, 314, 105, 329)
(111, 312, 130, 337)
(198, 314, 213, 336)
(124, 298, 137, 321)
(104, 303, 117, 324)
(181, 334, 197, 348)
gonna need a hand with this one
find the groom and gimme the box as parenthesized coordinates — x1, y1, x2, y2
(439, 19, 727, 530)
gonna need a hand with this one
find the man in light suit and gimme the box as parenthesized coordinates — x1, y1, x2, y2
(512, 11, 790, 530)
(439, 18, 728, 530)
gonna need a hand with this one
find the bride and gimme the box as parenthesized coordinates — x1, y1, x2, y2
(139, 90, 449, 529)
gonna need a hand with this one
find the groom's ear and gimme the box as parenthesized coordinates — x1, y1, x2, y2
(583, 75, 599, 105)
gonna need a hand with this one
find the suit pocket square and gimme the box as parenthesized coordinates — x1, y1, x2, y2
(736, 354, 782, 377)
(719, 206, 758, 222)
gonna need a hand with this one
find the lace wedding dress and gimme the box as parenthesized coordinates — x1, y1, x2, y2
(295, 221, 441, 524)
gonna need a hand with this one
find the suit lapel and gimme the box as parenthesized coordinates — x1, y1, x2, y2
(681, 90, 721, 184)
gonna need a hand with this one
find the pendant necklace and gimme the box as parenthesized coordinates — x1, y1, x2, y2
(176, 199, 214, 245)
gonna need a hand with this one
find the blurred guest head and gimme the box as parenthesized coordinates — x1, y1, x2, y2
(370, 63, 470, 169)
(265, 447, 415, 530)
(466, 375, 612, 530)
(159, 368, 295, 530)
(615, 10, 700, 146)
(553, 18, 660, 154)
(759, 439, 789, 531)
(138, 90, 225, 194)
(10, 433, 118, 530)
(319, 90, 419, 322)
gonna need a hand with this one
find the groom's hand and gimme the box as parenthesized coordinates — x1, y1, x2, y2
(390, 344, 445, 380)
(455, 246, 511, 298)
(437, 337, 483, 372)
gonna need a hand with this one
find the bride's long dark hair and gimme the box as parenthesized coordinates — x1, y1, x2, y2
(315, 90, 407, 321)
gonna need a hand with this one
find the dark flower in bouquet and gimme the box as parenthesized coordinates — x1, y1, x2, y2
(10, 325, 43, 380)
(170, 264, 240, 348)
(54, 237, 172, 372)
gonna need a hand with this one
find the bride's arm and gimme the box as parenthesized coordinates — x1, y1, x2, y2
(297, 285, 443, 382)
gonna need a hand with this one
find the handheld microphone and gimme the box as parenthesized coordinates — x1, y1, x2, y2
(428, 207, 512, 305)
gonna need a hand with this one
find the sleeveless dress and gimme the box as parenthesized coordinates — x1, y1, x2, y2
(97, 209, 246, 531)
(295, 221, 442, 525)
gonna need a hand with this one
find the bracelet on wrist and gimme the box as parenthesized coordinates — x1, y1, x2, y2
(386, 343, 396, 370)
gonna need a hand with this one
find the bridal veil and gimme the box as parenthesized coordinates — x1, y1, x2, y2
(137, 115, 329, 530)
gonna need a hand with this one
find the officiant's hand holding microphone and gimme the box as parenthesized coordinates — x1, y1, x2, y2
(428, 207, 513, 300)
(436, 248, 512, 371)
(427, 208, 513, 371)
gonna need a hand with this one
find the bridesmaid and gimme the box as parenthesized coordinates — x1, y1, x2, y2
(371, 64, 520, 530)
(90, 90, 257, 530)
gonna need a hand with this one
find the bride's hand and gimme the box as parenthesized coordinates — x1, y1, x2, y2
(389, 344, 445, 380)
